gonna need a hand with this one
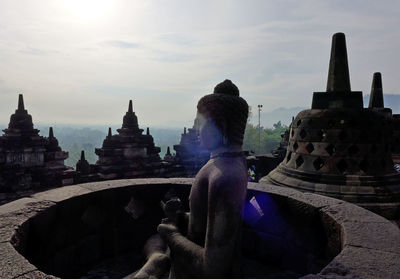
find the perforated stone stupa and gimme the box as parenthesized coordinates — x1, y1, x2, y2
(0, 95, 73, 191)
(95, 100, 163, 179)
(264, 33, 400, 219)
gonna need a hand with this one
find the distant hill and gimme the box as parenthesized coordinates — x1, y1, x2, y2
(364, 94, 400, 114)
(258, 107, 306, 128)
(257, 94, 400, 129)
(0, 125, 183, 167)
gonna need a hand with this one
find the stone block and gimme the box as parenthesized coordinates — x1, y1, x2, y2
(341, 220, 400, 254)
(15, 270, 58, 278)
(32, 185, 92, 202)
(320, 245, 400, 279)
(320, 202, 388, 223)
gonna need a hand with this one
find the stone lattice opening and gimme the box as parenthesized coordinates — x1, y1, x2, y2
(297, 119, 302, 127)
(317, 130, 324, 141)
(375, 131, 382, 142)
(325, 144, 336, 156)
(286, 151, 292, 163)
(338, 131, 347, 141)
(348, 145, 359, 156)
(359, 130, 369, 141)
(359, 158, 369, 173)
(300, 129, 307, 139)
(313, 157, 324, 171)
(293, 142, 299, 152)
(296, 155, 304, 168)
(306, 143, 314, 154)
(337, 159, 348, 173)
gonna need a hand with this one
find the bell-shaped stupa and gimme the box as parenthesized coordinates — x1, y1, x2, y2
(263, 33, 400, 219)
(95, 100, 162, 179)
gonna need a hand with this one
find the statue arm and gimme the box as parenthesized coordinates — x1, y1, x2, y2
(203, 175, 246, 279)
(159, 175, 246, 279)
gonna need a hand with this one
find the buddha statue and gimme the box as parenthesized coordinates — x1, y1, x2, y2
(132, 80, 249, 279)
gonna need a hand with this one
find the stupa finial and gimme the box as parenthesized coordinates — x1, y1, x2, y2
(146, 127, 150, 135)
(368, 72, 384, 108)
(166, 146, 171, 155)
(49, 127, 54, 138)
(184, 127, 187, 135)
(326, 33, 351, 92)
(108, 127, 112, 138)
(128, 100, 133, 113)
(81, 150, 85, 161)
(18, 94, 25, 111)
(121, 100, 139, 130)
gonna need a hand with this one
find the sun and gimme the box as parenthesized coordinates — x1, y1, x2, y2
(63, 0, 113, 21)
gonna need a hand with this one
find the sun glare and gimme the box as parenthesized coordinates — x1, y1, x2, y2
(63, 0, 113, 21)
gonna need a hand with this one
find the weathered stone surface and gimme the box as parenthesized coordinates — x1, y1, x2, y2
(15, 270, 58, 278)
(32, 185, 92, 202)
(320, 245, 400, 279)
(0, 242, 37, 279)
(320, 202, 388, 224)
(341, 220, 400, 254)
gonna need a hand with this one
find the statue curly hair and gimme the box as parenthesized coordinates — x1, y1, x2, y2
(197, 80, 249, 145)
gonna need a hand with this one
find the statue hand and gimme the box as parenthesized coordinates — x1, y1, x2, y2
(161, 198, 182, 222)
(161, 217, 174, 224)
(157, 223, 178, 240)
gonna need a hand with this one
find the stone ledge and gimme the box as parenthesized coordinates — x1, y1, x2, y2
(0, 242, 37, 279)
(0, 179, 398, 279)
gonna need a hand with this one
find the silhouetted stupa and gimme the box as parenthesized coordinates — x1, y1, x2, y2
(95, 100, 163, 179)
(172, 123, 210, 177)
(0, 95, 73, 191)
(264, 33, 400, 219)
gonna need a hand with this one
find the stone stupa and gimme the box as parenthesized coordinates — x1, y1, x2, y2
(173, 124, 210, 177)
(95, 100, 163, 179)
(263, 33, 400, 219)
(0, 95, 73, 191)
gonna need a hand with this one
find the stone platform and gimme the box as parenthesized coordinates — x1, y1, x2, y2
(0, 179, 399, 279)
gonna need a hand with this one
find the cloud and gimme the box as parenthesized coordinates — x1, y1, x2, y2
(150, 50, 195, 63)
(158, 33, 195, 46)
(19, 47, 55, 56)
(102, 40, 140, 49)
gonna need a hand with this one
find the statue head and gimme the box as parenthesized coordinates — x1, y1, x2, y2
(196, 80, 248, 150)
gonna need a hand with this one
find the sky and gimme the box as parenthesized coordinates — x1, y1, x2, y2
(0, 0, 399, 128)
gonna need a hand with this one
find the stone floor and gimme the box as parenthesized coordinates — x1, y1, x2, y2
(78, 252, 302, 279)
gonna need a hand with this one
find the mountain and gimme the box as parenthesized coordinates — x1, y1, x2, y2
(363, 94, 400, 114)
(257, 107, 306, 128)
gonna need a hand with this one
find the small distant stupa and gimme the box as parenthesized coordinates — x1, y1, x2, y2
(172, 123, 210, 177)
(94, 100, 163, 179)
(0, 94, 74, 191)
